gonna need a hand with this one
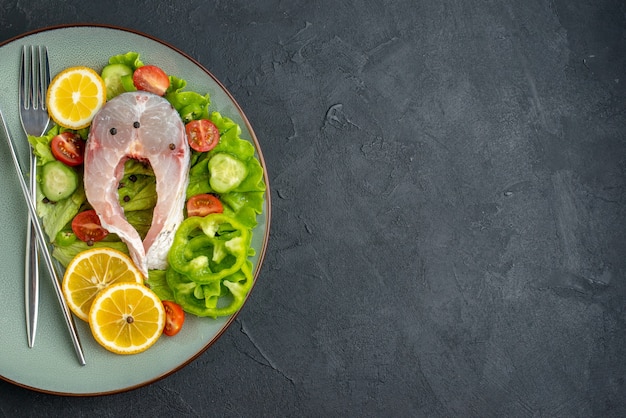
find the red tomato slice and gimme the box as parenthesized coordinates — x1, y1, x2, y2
(132, 65, 170, 96)
(185, 119, 220, 152)
(162, 300, 185, 336)
(50, 132, 85, 166)
(186, 194, 224, 217)
(71, 210, 108, 245)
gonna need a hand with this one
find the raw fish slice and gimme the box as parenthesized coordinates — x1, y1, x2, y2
(84, 91, 190, 276)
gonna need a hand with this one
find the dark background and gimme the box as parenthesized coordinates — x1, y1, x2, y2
(1, 1, 625, 416)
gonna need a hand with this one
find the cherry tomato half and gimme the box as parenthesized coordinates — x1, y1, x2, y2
(71, 210, 109, 245)
(132, 65, 170, 96)
(186, 194, 224, 217)
(163, 300, 185, 336)
(51, 132, 85, 166)
(185, 119, 220, 152)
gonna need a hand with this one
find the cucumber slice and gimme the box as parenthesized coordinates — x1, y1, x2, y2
(208, 153, 247, 193)
(41, 161, 78, 202)
(101, 63, 133, 99)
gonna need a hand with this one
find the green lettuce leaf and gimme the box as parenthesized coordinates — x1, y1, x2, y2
(108, 51, 144, 69)
(165, 76, 211, 123)
(124, 209, 153, 240)
(145, 269, 175, 301)
(118, 160, 157, 212)
(37, 182, 86, 242)
(52, 240, 129, 267)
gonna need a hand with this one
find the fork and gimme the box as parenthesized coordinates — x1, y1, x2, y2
(15, 46, 85, 365)
(18, 45, 50, 348)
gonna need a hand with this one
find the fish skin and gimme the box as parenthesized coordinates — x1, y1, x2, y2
(84, 91, 190, 276)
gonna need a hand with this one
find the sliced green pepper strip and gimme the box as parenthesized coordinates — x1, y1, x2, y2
(167, 213, 251, 284)
(166, 260, 254, 318)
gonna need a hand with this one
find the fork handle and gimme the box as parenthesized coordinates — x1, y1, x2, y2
(25, 153, 39, 348)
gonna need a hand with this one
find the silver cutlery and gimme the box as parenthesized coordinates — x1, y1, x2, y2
(1, 100, 86, 366)
(18, 45, 50, 348)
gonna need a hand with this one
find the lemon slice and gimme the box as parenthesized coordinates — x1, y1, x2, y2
(46, 66, 106, 129)
(89, 282, 165, 355)
(62, 247, 144, 322)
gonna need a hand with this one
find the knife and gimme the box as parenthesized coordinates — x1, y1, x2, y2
(0, 110, 86, 366)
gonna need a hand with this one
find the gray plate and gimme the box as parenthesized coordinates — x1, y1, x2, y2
(0, 24, 270, 395)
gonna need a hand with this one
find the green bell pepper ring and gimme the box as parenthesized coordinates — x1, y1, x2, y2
(54, 229, 78, 246)
(166, 260, 254, 318)
(167, 213, 251, 284)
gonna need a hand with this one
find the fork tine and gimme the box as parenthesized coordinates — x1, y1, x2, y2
(29, 45, 41, 109)
(31, 46, 48, 111)
(29, 46, 37, 110)
(19, 45, 27, 110)
(19, 45, 50, 134)
(39, 46, 50, 111)
(30, 46, 38, 110)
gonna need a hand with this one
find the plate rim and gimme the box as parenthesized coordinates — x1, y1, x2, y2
(0, 23, 272, 396)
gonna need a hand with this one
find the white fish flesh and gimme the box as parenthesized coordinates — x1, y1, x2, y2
(84, 91, 190, 276)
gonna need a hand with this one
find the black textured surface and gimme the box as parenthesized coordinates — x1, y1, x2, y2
(1, 1, 626, 416)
